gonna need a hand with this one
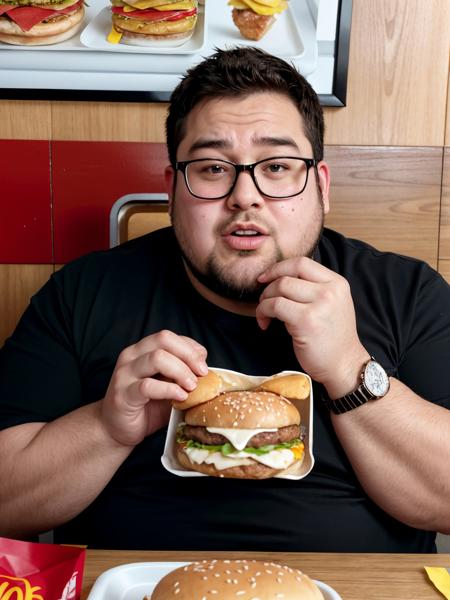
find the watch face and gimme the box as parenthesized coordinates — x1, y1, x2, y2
(364, 361, 390, 397)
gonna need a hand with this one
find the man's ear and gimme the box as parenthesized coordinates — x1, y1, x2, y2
(317, 161, 331, 214)
(165, 165, 175, 216)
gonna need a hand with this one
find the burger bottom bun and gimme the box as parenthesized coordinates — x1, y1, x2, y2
(117, 28, 193, 47)
(0, 6, 84, 44)
(151, 559, 325, 600)
(177, 445, 288, 480)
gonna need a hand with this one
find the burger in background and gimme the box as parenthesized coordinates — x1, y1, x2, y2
(150, 559, 325, 600)
(228, 0, 288, 41)
(174, 371, 309, 479)
(0, 0, 84, 45)
(107, 0, 198, 46)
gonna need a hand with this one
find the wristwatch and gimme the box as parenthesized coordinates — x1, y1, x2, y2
(323, 357, 390, 415)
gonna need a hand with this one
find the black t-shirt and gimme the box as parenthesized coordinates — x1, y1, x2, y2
(1, 227, 449, 552)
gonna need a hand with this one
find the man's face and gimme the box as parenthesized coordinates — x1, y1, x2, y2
(166, 92, 330, 302)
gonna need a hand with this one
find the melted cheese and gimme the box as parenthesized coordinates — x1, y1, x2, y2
(185, 447, 296, 471)
(228, 0, 287, 15)
(185, 448, 254, 469)
(206, 427, 277, 451)
(123, 0, 195, 9)
(107, 26, 122, 43)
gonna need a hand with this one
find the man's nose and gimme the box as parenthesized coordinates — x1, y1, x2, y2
(225, 169, 264, 211)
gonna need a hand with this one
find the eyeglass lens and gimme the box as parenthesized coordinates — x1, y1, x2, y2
(185, 158, 310, 199)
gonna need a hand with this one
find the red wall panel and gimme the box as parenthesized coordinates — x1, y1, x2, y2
(52, 141, 168, 263)
(0, 139, 52, 264)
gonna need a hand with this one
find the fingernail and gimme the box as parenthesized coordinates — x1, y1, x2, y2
(198, 363, 209, 376)
(185, 377, 197, 391)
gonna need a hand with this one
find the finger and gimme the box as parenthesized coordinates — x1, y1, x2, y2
(126, 377, 188, 408)
(259, 276, 318, 304)
(131, 330, 208, 375)
(257, 315, 271, 331)
(255, 296, 306, 331)
(258, 256, 334, 284)
(130, 348, 201, 393)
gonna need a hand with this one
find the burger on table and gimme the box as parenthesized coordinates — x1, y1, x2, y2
(107, 0, 198, 46)
(150, 559, 326, 600)
(0, 0, 84, 45)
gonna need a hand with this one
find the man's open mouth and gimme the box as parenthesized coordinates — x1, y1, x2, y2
(231, 230, 262, 237)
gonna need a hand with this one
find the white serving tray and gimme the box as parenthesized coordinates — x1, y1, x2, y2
(0, 0, 317, 90)
(86, 562, 343, 600)
(161, 367, 315, 480)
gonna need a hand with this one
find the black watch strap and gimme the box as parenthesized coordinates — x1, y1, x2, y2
(323, 383, 375, 415)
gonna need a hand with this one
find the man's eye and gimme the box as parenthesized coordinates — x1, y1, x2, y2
(210, 165, 225, 174)
(266, 163, 286, 173)
(200, 164, 226, 174)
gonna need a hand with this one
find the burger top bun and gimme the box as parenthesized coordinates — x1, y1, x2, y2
(171, 370, 310, 409)
(184, 390, 300, 429)
(257, 373, 310, 400)
(150, 559, 324, 600)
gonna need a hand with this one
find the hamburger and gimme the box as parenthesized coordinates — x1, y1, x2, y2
(107, 0, 197, 46)
(0, 0, 84, 45)
(174, 370, 309, 479)
(228, 0, 288, 41)
(150, 559, 325, 600)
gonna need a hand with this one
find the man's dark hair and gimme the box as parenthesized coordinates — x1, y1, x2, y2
(166, 46, 325, 167)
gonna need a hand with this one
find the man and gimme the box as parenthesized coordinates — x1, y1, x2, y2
(0, 47, 449, 552)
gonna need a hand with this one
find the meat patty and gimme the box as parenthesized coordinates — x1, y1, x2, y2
(183, 424, 301, 448)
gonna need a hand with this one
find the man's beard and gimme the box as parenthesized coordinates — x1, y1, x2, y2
(179, 244, 278, 302)
(171, 195, 325, 304)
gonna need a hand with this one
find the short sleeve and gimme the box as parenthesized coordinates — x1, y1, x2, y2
(397, 268, 450, 408)
(0, 271, 82, 430)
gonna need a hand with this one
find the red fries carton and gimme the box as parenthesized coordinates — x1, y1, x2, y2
(0, 537, 86, 600)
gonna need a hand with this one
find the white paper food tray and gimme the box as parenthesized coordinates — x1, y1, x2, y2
(161, 368, 314, 480)
(86, 562, 342, 600)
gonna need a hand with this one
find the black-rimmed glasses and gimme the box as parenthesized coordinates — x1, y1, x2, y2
(175, 156, 318, 200)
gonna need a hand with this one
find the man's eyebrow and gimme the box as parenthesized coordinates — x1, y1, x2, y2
(188, 138, 231, 152)
(188, 136, 300, 153)
(253, 135, 300, 150)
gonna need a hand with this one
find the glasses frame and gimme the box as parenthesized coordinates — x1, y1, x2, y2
(175, 156, 318, 200)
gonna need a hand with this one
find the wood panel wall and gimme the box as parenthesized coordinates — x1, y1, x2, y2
(0, 0, 449, 349)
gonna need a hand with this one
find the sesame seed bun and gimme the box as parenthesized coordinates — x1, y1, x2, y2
(184, 391, 300, 430)
(150, 559, 324, 600)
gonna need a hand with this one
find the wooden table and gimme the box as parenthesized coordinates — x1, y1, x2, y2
(81, 550, 450, 600)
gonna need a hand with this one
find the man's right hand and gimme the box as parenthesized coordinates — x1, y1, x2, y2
(101, 330, 209, 447)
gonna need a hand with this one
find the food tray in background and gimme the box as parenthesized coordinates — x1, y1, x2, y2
(0, 1, 317, 90)
(0, 0, 308, 59)
(86, 562, 343, 600)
